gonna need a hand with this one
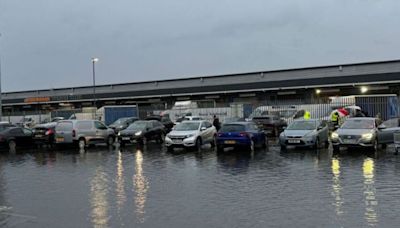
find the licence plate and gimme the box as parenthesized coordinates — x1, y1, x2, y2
(172, 139, 182, 144)
(343, 139, 356, 144)
(35, 134, 44, 138)
(288, 139, 301, 144)
(56, 137, 64, 142)
(225, 140, 236, 144)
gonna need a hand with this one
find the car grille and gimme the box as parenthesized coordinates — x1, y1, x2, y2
(169, 135, 186, 139)
(287, 136, 302, 139)
(339, 135, 361, 141)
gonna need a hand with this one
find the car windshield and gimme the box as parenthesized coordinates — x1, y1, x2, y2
(220, 124, 245, 132)
(127, 121, 147, 130)
(175, 122, 200, 131)
(287, 121, 316, 130)
(341, 119, 375, 129)
(112, 118, 129, 125)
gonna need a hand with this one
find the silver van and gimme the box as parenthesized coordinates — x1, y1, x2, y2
(55, 120, 115, 148)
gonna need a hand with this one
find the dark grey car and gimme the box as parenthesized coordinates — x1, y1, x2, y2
(377, 118, 400, 147)
(331, 117, 381, 152)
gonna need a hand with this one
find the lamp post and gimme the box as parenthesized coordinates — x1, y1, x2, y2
(91, 57, 99, 109)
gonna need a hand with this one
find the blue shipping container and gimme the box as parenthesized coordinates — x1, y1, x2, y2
(104, 106, 138, 125)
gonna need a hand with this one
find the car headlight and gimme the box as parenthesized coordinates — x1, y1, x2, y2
(135, 131, 142, 136)
(331, 132, 339, 139)
(362, 133, 373, 140)
(118, 132, 121, 136)
(185, 134, 195, 139)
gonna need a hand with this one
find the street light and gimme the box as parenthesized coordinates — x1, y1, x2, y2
(91, 57, 99, 109)
(361, 86, 368, 94)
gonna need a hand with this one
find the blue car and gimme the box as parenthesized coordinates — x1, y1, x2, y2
(216, 122, 267, 152)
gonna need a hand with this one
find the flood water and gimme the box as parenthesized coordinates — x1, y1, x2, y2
(1, 141, 400, 227)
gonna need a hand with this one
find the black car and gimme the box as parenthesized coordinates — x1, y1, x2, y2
(0, 127, 34, 151)
(118, 120, 166, 145)
(32, 122, 57, 146)
(109, 117, 139, 133)
(252, 115, 287, 137)
(145, 115, 174, 133)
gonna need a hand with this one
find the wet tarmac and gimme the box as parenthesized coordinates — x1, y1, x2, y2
(1, 141, 400, 227)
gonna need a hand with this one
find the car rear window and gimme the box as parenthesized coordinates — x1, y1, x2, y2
(220, 124, 246, 132)
(56, 122, 73, 131)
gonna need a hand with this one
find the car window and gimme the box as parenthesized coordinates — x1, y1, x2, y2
(77, 121, 93, 130)
(23, 128, 32, 135)
(10, 128, 23, 135)
(205, 122, 212, 128)
(382, 118, 399, 128)
(95, 121, 107, 130)
(56, 122, 73, 131)
(193, 117, 201, 120)
(200, 122, 207, 128)
(221, 124, 246, 132)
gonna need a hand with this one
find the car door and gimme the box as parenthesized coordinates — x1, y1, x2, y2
(199, 122, 209, 142)
(94, 121, 109, 141)
(22, 128, 34, 146)
(55, 121, 74, 143)
(317, 120, 329, 142)
(377, 118, 400, 144)
(204, 121, 214, 142)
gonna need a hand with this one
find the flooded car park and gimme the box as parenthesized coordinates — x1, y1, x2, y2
(1, 141, 400, 227)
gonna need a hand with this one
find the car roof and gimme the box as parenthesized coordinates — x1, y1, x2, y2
(347, 117, 376, 121)
(224, 121, 250, 125)
(181, 120, 203, 123)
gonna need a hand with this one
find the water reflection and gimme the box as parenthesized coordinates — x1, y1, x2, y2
(363, 158, 378, 225)
(90, 166, 110, 228)
(133, 149, 149, 223)
(331, 157, 344, 216)
(115, 151, 126, 221)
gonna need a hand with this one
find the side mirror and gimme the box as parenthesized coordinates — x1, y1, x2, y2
(378, 125, 386, 130)
(282, 126, 286, 130)
(317, 126, 323, 130)
(201, 127, 207, 131)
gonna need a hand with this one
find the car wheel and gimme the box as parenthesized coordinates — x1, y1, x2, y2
(166, 146, 174, 152)
(262, 137, 267, 149)
(78, 138, 86, 149)
(372, 139, 378, 152)
(325, 140, 329, 148)
(314, 137, 320, 149)
(159, 132, 165, 143)
(280, 145, 287, 151)
(8, 140, 16, 151)
(107, 136, 114, 146)
(248, 139, 255, 152)
(210, 135, 216, 148)
(217, 145, 224, 153)
(195, 138, 202, 151)
(381, 143, 387, 149)
(333, 145, 340, 153)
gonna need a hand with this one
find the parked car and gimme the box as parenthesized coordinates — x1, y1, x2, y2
(108, 117, 139, 133)
(252, 114, 287, 137)
(145, 115, 174, 133)
(279, 119, 329, 150)
(331, 117, 381, 152)
(32, 122, 57, 146)
(0, 122, 15, 131)
(18, 117, 35, 128)
(118, 120, 166, 145)
(376, 117, 400, 147)
(216, 121, 266, 152)
(0, 127, 33, 151)
(175, 116, 204, 124)
(55, 120, 116, 148)
(165, 120, 217, 151)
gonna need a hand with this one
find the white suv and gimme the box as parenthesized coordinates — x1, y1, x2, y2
(165, 120, 217, 151)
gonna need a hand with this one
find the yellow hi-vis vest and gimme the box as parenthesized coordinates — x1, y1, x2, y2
(304, 111, 311, 120)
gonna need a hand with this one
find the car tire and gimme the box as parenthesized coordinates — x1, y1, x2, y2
(78, 138, 86, 149)
(217, 145, 224, 153)
(280, 145, 287, 151)
(333, 145, 340, 152)
(247, 140, 255, 152)
(262, 137, 268, 149)
(314, 137, 320, 149)
(107, 136, 114, 146)
(372, 139, 378, 152)
(195, 138, 202, 151)
(210, 135, 216, 148)
(166, 146, 174, 152)
(325, 140, 329, 148)
(381, 143, 387, 149)
(8, 140, 16, 151)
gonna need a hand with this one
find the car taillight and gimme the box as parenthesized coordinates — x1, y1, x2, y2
(239, 132, 249, 138)
(72, 129, 76, 137)
(45, 129, 54, 135)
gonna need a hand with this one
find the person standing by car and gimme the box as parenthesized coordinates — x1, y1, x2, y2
(303, 111, 311, 120)
(331, 111, 340, 127)
(213, 115, 221, 131)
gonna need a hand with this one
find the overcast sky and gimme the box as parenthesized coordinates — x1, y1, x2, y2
(0, 0, 399, 92)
